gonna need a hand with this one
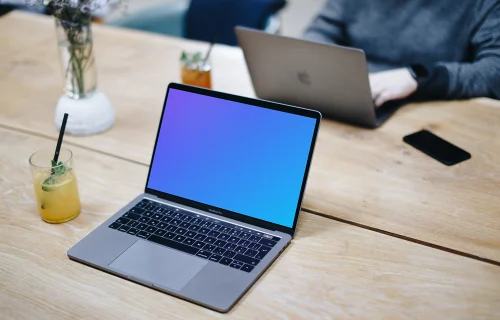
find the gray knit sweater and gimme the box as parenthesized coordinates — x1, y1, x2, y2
(303, 0, 500, 100)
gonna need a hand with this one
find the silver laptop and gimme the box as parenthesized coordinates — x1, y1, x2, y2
(68, 83, 321, 312)
(235, 26, 402, 128)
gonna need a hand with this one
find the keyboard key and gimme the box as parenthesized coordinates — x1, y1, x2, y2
(190, 218, 203, 225)
(233, 254, 260, 266)
(136, 201, 148, 209)
(196, 250, 212, 259)
(152, 213, 163, 220)
(214, 240, 227, 248)
(188, 225, 201, 232)
(219, 257, 232, 266)
(204, 237, 216, 244)
(203, 244, 216, 252)
(247, 242, 261, 250)
(148, 235, 199, 255)
(147, 219, 159, 226)
(139, 217, 150, 223)
(208, 224, 220, 230)
(259, 238, 278, 248)
(146, 226, 157, 233)
(209, 254, 222, 262)
(154, 229, 166, 237)
(201, 221, 212, 228)
(172, 212, 183, 220)
(255, 251, 268, 259)
(166, 225, 177, 232)
(118, 225, 130, 232)
(193, 241, 205, 249)
(223, 250, 236, 258)
(180, 222, 191, 229)
(185, 231, 197, 238)
(234, 246, 247, 254)
(174, 235, 186, 243)
(183, 238, 195, 246)
(181, 215, 193, 222)
(229, 262, 243, 269)
(259, 246, 271, 254)
(198, 227, 210, 235)
(136, 223, 148, 231)
(240, 264, 254, 273)
(207, 230, 220, 238)
(176, 228, 187, 235)
(153, 207, 166, 214)
(217, 234, 230, 241)
(228, 229, 241, 237)
(143, 211, 154, 218)
(171, 219, 182, 226)
(194, 234, 207, 241)
(161, 216, 172, 223)
(239, 232, 251, 240)
(127, 220, 139, 228)
(249, 235, 262, 243)
(224, 243, 237, 251)
(213, 247, 225, 255)
(116, 217, 130, 225)
(219, 227, 232, 234)
(164, 232, 176, 239)
(244, 249, 258, 257)
(123, 212, 141, 220)
(127, 228, 139, 235)
(137, 231, 151, 239)
(145, 204, 156, 211)
(109, 222, 121, 229)
(236, 239, 249, 247)
(157, 222, 168, 230)
(227, 236, 240, 244)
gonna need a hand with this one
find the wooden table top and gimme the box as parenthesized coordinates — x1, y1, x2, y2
(1, 12, 499, 265)
(2, 127, 500, 319)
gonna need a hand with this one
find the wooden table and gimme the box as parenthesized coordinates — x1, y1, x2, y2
(1, 12, 500, 318)
(2, 12, 500, 265)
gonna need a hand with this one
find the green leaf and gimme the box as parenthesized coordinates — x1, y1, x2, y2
(180, 51, 188, 62)
(192, 52, 202, 63)
(42, 160, 67, 191)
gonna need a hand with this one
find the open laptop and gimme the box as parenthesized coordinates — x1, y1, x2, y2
(235, 26, 402, 128)
(68, 83, 321, 312)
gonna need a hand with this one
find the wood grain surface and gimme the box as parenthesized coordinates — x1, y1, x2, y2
(2, 127, 500, 319)
(1, 12, 499, 264)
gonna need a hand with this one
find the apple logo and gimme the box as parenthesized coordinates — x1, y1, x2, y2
(297, 71, 311, 85)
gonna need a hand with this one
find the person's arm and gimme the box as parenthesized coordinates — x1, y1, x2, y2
(303, 0, 347, 45)
(416, 3, 500, 101)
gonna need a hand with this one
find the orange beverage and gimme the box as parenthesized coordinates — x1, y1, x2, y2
(181, 62, 212, 89)
(29, 148, 81, 223)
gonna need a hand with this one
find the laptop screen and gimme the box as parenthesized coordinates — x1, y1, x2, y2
(147, 88, 317, 228)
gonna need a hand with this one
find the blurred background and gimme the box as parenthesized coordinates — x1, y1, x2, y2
(106, 0, 326, 39)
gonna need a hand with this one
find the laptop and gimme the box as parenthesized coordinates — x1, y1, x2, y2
(235, 26, 403, 128)
(68, 83, 321, 312)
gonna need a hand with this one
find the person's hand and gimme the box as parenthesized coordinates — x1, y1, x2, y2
(369, 68, 417, 108)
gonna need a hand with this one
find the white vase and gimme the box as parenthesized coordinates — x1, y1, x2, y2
(55, 90, 115, 136)
(54, 17, 115, 136)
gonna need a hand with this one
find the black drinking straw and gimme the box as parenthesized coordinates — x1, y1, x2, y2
(53, 113, 69, 164)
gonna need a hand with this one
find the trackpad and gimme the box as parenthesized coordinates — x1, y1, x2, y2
(109, 240, 207, 291)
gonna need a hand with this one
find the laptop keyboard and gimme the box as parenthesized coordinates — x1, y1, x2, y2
(109, 199, 281, 273)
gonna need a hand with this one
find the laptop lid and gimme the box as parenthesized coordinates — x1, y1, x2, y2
(235, 26, 378, 128)
(144, 83, 321, 236)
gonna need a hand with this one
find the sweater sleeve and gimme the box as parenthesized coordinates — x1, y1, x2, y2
(302, 0, 347, 45)
(417, 3, 500, 100)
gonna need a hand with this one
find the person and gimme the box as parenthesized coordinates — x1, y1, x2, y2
(303, 0, 500, 107)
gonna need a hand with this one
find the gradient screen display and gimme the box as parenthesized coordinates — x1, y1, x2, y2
(147, 88, 317, 228)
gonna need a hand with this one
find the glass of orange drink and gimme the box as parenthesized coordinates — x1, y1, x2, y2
(29, 148, 81, 223)
(180, 51, 212, 89)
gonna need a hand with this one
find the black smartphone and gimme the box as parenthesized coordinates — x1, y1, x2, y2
(403, 130, 471, 166)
